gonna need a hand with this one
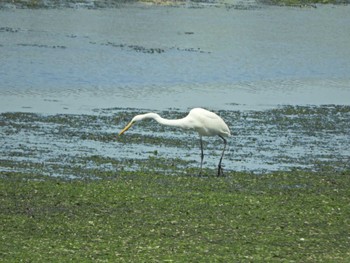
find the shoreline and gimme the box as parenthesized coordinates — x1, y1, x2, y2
(1, 105, 349, 177)
(1, 0, 349, 9)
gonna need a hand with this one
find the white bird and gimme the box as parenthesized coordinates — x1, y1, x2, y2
(118, 108, 231, 176)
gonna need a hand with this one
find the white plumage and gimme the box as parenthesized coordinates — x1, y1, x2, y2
(119, 108, 231, 176)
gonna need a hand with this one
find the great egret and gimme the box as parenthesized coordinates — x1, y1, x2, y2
(118, 108, 231, 176)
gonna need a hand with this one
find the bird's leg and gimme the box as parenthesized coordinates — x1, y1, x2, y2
(217, 135, 227, 177)
(199, 136, 204, 176)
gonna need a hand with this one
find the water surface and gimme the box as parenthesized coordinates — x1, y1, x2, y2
(1, 4, 349, 113)
(1, 4, 350, 175)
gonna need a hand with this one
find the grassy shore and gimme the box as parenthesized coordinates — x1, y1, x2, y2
(1, 105, 349, 261)
(259, 0, 349, 5)
(1, 169, 350, 262)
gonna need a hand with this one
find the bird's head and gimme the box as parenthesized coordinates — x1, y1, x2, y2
(118, 120, 135, 136)
(119, 113, 160, 136)
(118, 114, 146, 135)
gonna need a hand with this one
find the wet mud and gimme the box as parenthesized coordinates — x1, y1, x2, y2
(1, 0, 348, 10)
(1, 105, 349, 178)
(0, 0, 262, 9)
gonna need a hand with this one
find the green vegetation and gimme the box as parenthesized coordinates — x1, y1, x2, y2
(1, 106, 349, 261)
(1, 170, 350, 262)
(259, 0, 349, 6)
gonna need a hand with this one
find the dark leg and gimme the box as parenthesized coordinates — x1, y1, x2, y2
(217, 135, 227, 177)
(199, 136, 204, 176)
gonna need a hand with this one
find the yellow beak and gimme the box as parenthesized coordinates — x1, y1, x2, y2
(118, 121, 134, 136)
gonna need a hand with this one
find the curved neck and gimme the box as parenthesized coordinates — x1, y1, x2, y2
(143, 113, 189, 129)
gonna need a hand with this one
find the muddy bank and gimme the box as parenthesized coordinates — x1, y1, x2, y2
(0, 0, 249, 9)
(1, 105, 349, 178)
(1, 0, 348, 9)
(0, 0, 135, 9)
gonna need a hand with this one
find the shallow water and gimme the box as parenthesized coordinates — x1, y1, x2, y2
(1, 4, 350, 175)
(1, 4, 350, 113)
(1, 106, 349, 176)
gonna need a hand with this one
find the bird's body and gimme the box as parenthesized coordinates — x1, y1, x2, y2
(119, 108, 231, 176)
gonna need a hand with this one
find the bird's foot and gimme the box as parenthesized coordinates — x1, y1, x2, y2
(217, 165, 224, 177)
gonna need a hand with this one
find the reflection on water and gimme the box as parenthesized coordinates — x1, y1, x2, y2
(0, 4, 350, 113)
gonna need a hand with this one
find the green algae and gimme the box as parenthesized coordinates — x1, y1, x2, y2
(259, 0, 349, 6)
(1, 106, 350, 261)
(0, 171, 349, 261)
